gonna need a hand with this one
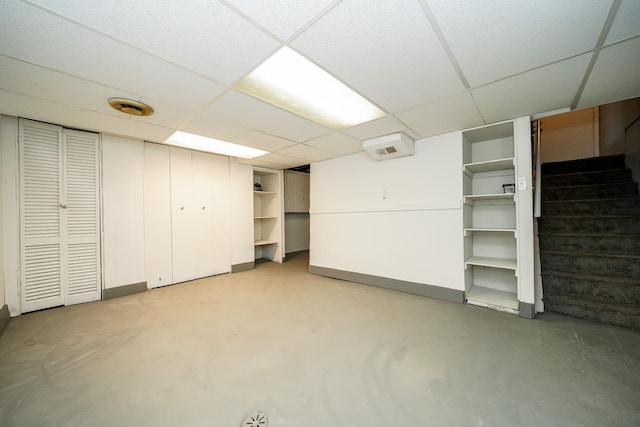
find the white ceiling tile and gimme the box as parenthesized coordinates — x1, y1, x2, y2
(428, 0, 611, 87)
(305, 132, 363, 156)
(0, 89, 174, 142)
(181, 115, 297, 153)
(472, 54, 591, 124)
(605, 0, 640, 45)
(577, 38, 640, 109)
(275, 143, 334, 163)
(237, 157, 289, 169)
(0, 0, 226, 111)
(291, 0, 464, 113)
(27, 0, 279, 85)
(224, 0, 335, 40)
(342, 115, 419, 141)
(201, 90, 333, 142)
(254, 152, 308, 168)
(396, 92, 484, 137)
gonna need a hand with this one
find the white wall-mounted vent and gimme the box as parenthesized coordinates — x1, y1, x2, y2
(363, 132, 415, 161)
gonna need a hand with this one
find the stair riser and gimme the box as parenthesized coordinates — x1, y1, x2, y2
(542, 183, 638, 201)
(538, 234, 640, 255)
(541, 155, 626, 175)
(543, 199, 640, 216)
(542, 274, 640, 305)
(538, 216, 640, 233)
(541, 253, 640, 277)
(542, 169, 632, 187)
(543, 297, 640, 329)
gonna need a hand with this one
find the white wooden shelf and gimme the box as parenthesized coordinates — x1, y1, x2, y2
(464, 157, 514, 175)
(465, 256, 517, 270)
(464, 193, 515, 204)
(466, 285, 518, 313)
(254, 216, 278, 220)
(254, 191, 277, 196)
(254, 240, 277, 246)
(464, 228, 516, 237)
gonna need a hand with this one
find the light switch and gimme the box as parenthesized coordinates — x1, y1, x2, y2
(518, 177, 527, 190)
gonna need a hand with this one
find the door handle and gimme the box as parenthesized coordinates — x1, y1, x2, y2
(59, 204, 67, 209)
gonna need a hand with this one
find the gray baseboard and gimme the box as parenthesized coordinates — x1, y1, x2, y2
(0, 305, 10, 336)
(103, 282, 147, 300)
(232, 261, 255, 273)
(309, 265, 464, 304)
(518, 302, 536, 319)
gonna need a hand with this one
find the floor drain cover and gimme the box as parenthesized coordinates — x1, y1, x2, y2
(243, 412, 268, 427)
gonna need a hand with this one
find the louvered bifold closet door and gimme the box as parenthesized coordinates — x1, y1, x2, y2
(19, 119, 101, 313)
(63, 129, 101, 305)
(20, 120, 65, 312)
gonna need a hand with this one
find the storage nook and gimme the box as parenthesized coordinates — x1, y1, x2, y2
(462, 120, 532, 315)
(253, 168, 284, 263)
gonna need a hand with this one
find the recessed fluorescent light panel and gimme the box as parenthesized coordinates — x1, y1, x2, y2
(236, 47, 386, 129)
(165, 131, 268, 159)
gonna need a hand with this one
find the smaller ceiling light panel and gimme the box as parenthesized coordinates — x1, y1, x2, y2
(165, 131, 268, 159)
(236, 47, 386, 129)
(108, 98, 154, 116)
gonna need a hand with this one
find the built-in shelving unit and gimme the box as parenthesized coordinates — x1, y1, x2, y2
(253, 168, 284, 263)
(462, 121, 519, 314)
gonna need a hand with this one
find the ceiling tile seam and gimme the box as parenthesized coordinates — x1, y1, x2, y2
(417, 0, 470, 90)
(217, 0, 288, 42)
(388, 114, 423, 139)
(220, 1, 346, 89)
(281, 0, 345, 44)
(19, 0, 234, 89)
(571, 0, 621, 110)
(467, 90, 487, 125)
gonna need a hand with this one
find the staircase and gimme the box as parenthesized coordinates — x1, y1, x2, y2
(538, 154, 640, 330)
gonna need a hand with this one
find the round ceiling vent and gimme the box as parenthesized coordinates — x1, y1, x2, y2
(108, 98, 154, 116)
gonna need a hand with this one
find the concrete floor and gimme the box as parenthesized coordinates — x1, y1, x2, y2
(0, 252, 639, 427)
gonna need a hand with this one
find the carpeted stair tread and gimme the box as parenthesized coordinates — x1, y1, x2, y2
(543, 181, 638, 198)
(542, 168, 632, 187)
(542, 293, 640, 329)
(542, 197, 640, 215)
(537, 232, 640, 255)
(541, 154, 626, 175)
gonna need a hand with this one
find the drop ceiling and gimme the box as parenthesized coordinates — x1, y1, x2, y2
(1, 0, 639, 169)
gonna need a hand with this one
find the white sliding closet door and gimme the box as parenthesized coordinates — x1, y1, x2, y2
(191, 151, 230, 278)
(19, 119, 101, 313)
(144, 143, 173, 288)
(170, 147, 196, 283)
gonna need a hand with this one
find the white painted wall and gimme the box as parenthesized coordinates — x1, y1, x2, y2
(1, 116, 19, 315)
(0, 117, 5, 308)
(101, 135, 146, 289)
(285, 213, 309, 253)
(143, 142, 173, 288)
(540, 108, 598, 163)
(310, 132, 464, 290)
(230, 159, 254, 267)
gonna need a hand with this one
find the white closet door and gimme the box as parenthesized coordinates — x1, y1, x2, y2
(20, 120, 65, 312)
(191, 151, 230, 278)
(144, 143, 173, 288)
(170, 147, 195, 283)
(63, 129, 101, 305)
(19, 120, 100, 313)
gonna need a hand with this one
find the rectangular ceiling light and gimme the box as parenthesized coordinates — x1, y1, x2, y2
(235, 47, 386, 130)
(165, 131, 268, 159)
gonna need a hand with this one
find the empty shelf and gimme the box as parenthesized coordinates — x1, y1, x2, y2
(465, 256, 516, 270)
(466, 285, 518, 312)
